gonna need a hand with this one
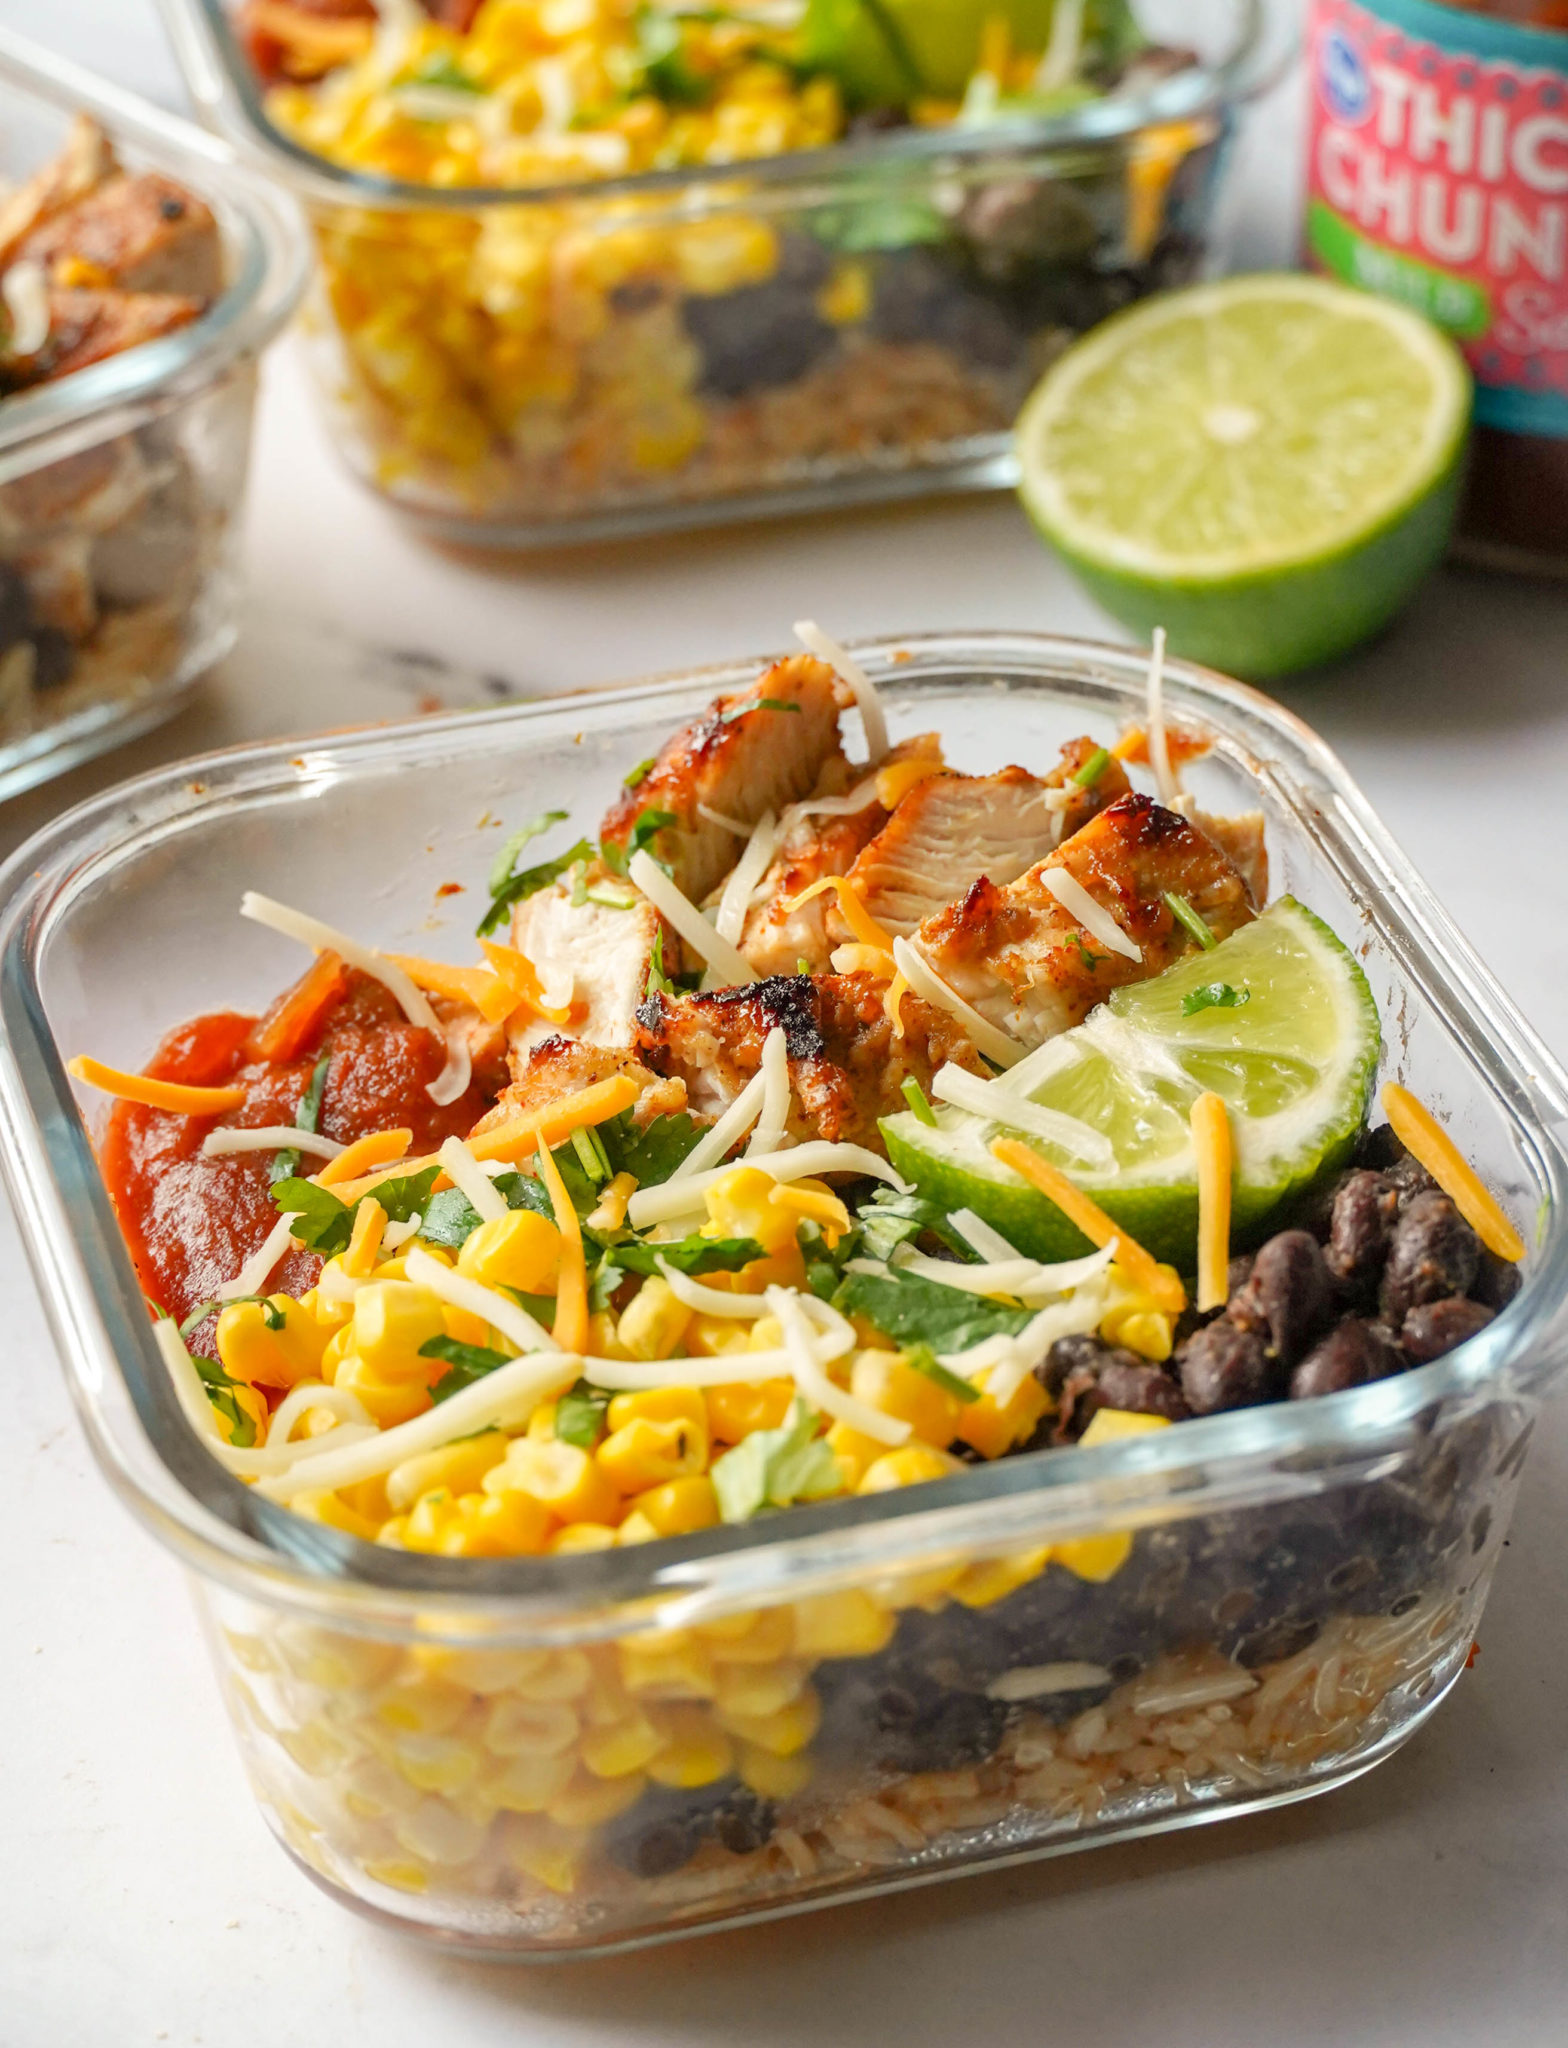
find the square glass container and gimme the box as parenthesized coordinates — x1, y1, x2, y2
(158, 0, 1287, 545)
(1, 633, 1565, 1958)
(0, 32, 307, 803)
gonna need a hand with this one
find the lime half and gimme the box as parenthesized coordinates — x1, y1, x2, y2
(1016, 274, 1471, 678)
(882, 898, 1379, 1266)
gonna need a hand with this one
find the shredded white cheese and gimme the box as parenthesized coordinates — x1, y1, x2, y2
(627, 1140, 907, 1229)
(783, 773, 882, 827)
(268, 1380, 374, 1446)
(1040, 869, 1142, 963)
(715, 810, 780, 946)
(405, 1245, 559, 1355)
(201, 1127, 345, 1162)
(238, 892, 469, 1105)
(669, 1065, 768, 1183)
(930, 1063, 1114, 1169)
(1145, 626, 1181, 810)
(583, 1349, 798, 1391)
(628, 850, 756, 987)
(771, 1289, 908, 1445)
(154, 1321, 380, 1478)
(992, 1033, 1081, 1098)
(896, 1237, 1116, 1308)
(381, 1214, 423, 1251)
(216, 1210, 302, 1301)
(793, 620, 889, 765)
(655, 1259, 771, 1319)
(1035, 0, 1085, 88)
(977, 1274, 1112, 1408)
(437, 1136, 509, 1224)
(697, 801, 753, 837)
(3, 260, 50, 357)
(891, 936, 1024, 1069)
(747, 1025, 792, 1158)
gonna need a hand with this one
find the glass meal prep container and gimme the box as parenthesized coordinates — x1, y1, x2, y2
(0, 33, 306, 804)
(1, 632, 1564, 1959)
(157, 0, 1285, 545)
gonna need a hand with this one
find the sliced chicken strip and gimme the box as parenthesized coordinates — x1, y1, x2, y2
(1194, 809, 1268, 909)
(914, 793, 1256, 1050)
(509, 879, 662, 1060)
(17, 169, 224, 301)
(600, 654, 845, 903)
(478, 1037, 686, 1138)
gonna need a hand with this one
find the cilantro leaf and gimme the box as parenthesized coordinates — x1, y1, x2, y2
(632, 6, 707, 103)
(588, 1256, 625, 1314)
(711, 1398, 844, 1523)
(406, 52, 481, 92)
(272, 1050, 331, 1183)
(609, 1233, 765, 1277)
(719, 697, 803, 723)
(555, 1380, 610, 1448)
(418, 1168, 551, 1249)
(478, 811, 588, 937)
(903, 1342, 980, 1404)
(420, 1333, 514, 1403)
(191, 1353, 257, 1447)
(1182, 981, 1250, 1016)
(644, 926, 675, 1001)
(834, 1265, 1034, 1354)
(598, 1109, 707, 1185)
(601, 807, 677, 880)
(856, 1188, 974, 1263)
(271, 1165, 438, 1255)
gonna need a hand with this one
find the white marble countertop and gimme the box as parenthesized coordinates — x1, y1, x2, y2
(5, 5, 1568, 2044)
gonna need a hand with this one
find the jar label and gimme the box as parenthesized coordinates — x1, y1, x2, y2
(1306, 0, 1568, 437)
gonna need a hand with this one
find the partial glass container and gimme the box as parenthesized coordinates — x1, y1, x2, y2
(0, 32, 307, 801)
(0, 635, 1564, 1957)
(158, 1, 1286, 545)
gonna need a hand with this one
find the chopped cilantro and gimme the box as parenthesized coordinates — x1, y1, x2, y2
(271, 1165, 438, 1255)
(1065, 930, 1102, 972)
(1072, 745, 1111, 789)
(623, 756, 657, 788)
(272, 1050, 331, 1183)
(857, 1188, 974, 1263)
(835, 1265, 1033, 1354)
(555, 1380, 610, 1448)
(602, 806, 678, 879)
(632, 6, 707, 103)
(644, 926, 675, 1000)
(711, 1398, 843, 1523)
(406, 52, 481, 92)
(903, 1342, 980, 1404)
(900, 1075, 937, 1126)
(1182, 981, 1250, 1015)
(191, 1353, 257, 1447)
(420, 1334, 513, 1403)
(1165, 891, 1217, 951)
(418, 1168, 551, 1249)
(478, 811, 589, 936)
(609, 1233, 764, 1277)
(598, 1108, 706, 1185)
(719, 697, 803, 723)
(588, 1256, 625, 1314)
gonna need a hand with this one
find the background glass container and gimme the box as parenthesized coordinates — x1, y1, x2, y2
(0, 33, 308, 802)
(158, 1, 1288, 545)
(0, 635, 1563, 1955)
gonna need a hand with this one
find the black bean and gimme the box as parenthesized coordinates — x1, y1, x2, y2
(1038, 1331, 1107, 1401)
(1094, 1359, 1192, 1422)
(1052, 1344, 1160, 1440)
(29, 626, 75, 690)
(1400, 1296, 1495, 1365)
(1472, 1249, 1523, 1313)
(713, 1786, 776, 1857)
(1288, 1318, 1404, 1399)
(1227, 1230, 1335, 1367)
(1178, 1321, 1273, 1413)
(1324, 1170, 1400, 1296)
(1380, 1192, 1481, 1323)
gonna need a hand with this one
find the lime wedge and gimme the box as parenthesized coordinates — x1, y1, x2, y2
(881, 898, 1379, 1266)
(1015, 274, 1471, 678)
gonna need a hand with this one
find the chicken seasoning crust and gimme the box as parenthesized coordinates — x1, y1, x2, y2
(69, 630, 1530, 1934)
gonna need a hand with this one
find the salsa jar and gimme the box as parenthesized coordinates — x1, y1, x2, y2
(1304, 0, 1568, 574)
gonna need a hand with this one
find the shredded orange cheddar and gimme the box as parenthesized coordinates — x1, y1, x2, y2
(990, 1138, 1186, 1314)
(317, 1128, 413, 1189)
(535, 1143, 588, 1354)
(874, 751, 943, 810)
(344, 1195, 387, 1278)
(1382, 1083, 1525, 1262)
(1191, 1092, 1232, 1312)
(783, 875, 895, 954)
(478, 938, 576, 1027)
(466, 1075, 641, 1166)
(386, 954, 497, 1013)
(68, 1057, 247, 1117)
(883, 970, 910, 1038)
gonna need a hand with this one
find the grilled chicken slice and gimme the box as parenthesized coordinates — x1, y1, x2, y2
(635, 972, 984, 1150)
(477, 1038, 686, 1138)
(509, 879, 662, 1059)
(915, 793, 1256, 1048)
(600, 654, 845, 903)
(737, 733, 944, 977)
(2, 286, 207, 391)
(17, 170, 223, 301)
(0, 115, 117, 270)
(1194, 809, 1268, 909)
(836, 738, 1129, 943)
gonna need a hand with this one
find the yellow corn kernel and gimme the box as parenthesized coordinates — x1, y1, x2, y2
(401, 1487, 555, 1558)
(697, 1607, 795, 1663)
(333, 1353, 433, 1429)
(736, 1741, 814, 1801)
(413, 1645, 547, 1695)
(352, 1280, 447, 1377)
(858, 1445, 963, 1493)
(618, 1635, 717, 1701)
(712, 1658, 808, 1719)
(768, 1180, 851, 1242)
(298, 1283, 350, 1334)
(484, 1438, 620, 1525)
(951, 1547, 1053, 1608)
(1079, 1409, 1173, 1447)
(579, 1711, 665, 1779)
(502, 1814, 588, 1894)
(371, 1674, 471, 1737)
(851, 1351, 963, 1448)
(1054, 1531, 1134, 1582)
(386, 1431, 508, 1512)
(704, 1165, 798, 1254)
(748, 1315, 785, 1353)
(957, 1370, 1049, 1460)
(441, 1303, 493, 1351)
(791, 1588, 897, 1659)
(597, 1388, 708, 1492)
(615, 1276, 694, 1361)
(387, 1730, 483, 1796)
(585, 1307, 631, 1360)
(527, 1400, 559, 1443)
(715, 1686, 820, 1757)
(627, 1476, 719, 1537)
(817, 257, 870, 326)
(482, 1695, 578, 1758)
(825, 1420, 891, 1489)
(645, 1707, 733, 1788)
(673, 215, 778, 296)
(456, 1208, 562, 1294)
(486, 1747, 577, 1813)
(320, 1323, 356, 1383)
(216, 1295, 331, 1391)
(1105, 1309, 1176, 1363)
(511, 1650, 592, 1702)
(685, 1311, 755, 1358)
(548, 1768, 647, 1829)
(289, 1486, 384, 1541)
(550, 1521, 618, 1555)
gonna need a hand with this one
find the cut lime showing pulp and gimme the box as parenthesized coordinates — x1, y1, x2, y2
(1015, 274, 1471, 679)
(881, 899, 1379, 1267)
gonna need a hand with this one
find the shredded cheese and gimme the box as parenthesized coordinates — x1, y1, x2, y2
(974, 1274, 1112, 1407)
(673, 1067, 768, 1181)
(785, 773, 882, 824)
(217, 1210, 302, 1301)
(269, 1380, 375, 1447)
(884, 970, 910, 1039)
(697, 801, 753, 837)
(1040, 869, 1142, 962)
(381, 1214, 423, 1251)
(201, 1126, 343, 1161)
(535, 1142, 588, 1355)
(747, 1026, 793, 1158)
(793, 620, 889, 764)
(478, 938, 575, 1026)
(832, 943, 896, 978)
(771, 1288, 907, 1444)
(1382, 1082, 1526, 1262)
(1145, 628, 1180, 810)
(586, 1171, 637, 1233)
(343, 1196, 387, 1278)
(931, 1062, 1114, 1169)
(437, 1136, 509, 1224)
(154, 1317, 226, 1444)
(68, 1057, 247, 1117)
(891, 937, 1024, 1070)
(627, 1140, 907, 1229)
(584, 1350, 800, 1391)
(784, 874, 895, 954)
(316, 1128, 412, 1189)
(385, 955, 495, 1012)
(405, 1244, 559, 1354)
(239, 892, 469, 1106)
(628, 850, 756, 987)
(715, 810, 780, 946)
(990, 1138, 1185, 1315)
(655, 1259, 771, 1319)
(895, 1237, 1116, 1307)
(875, 749, 944, 810)
(2, 260, 49, 356)
(1192, 1091, 1233, 1312)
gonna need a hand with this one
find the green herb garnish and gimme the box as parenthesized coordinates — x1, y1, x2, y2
(1165, 892, 1216, 951)
(1065, 930, 1102, 972)
(569, 1123, 611, 1186)
(835, 1265, 1033, 1354)
(555, 1380, 611, 1448)
(855, 1188, 972, 1264)
(405, 52, 481, 93)
(1072, 746, 1111, 789)
(191, 1353, 257, 1447)
(711, 1398, 843, 1523)
(478, 811, 589, 937)
(902, 1342, 981, 1404)
(598, 1108, 707, 1185)
(644, 926, 675, 1000)
(271, 1165, 438, 1255)
(418, 1169, 551, 1249)
(1182, 981, 1250, 1016)
(601, 806, 678, 880)
(900, 1075, 937, 1126)
(420, 1334, 514, 1403)
(609, 1233, 765, 1277)
(623, 756, 657, 788)
(272, 1050, 331, 1183)
(719, 697, 803, 723)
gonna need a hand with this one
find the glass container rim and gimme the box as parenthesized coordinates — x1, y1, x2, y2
(0, 27, 310, 473)
(2, 630, 1565, 1639)
(155, 0, 1287, 212)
